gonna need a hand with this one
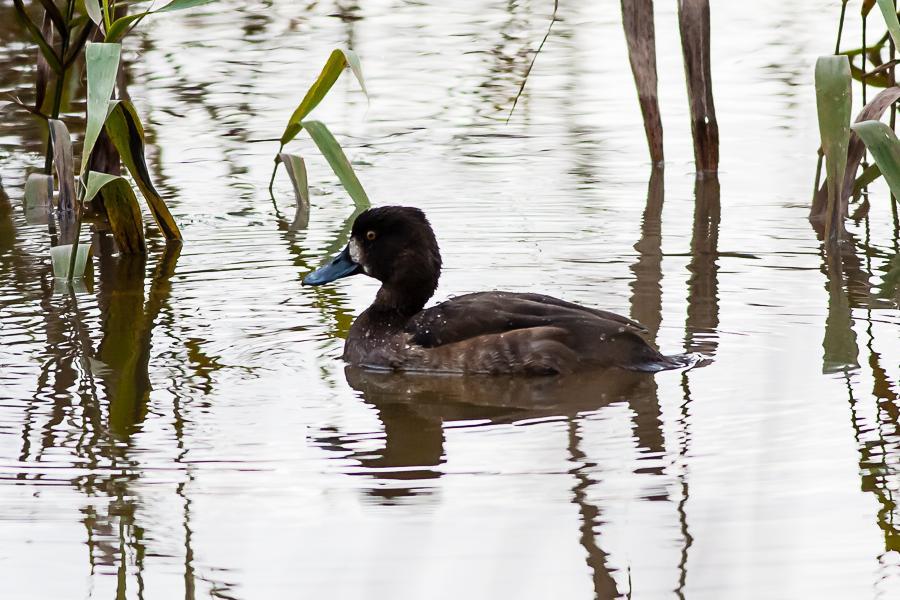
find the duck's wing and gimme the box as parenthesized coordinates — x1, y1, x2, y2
(405, 291, 647, 348)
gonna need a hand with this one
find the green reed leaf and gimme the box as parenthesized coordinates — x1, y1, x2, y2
(105, 100, 182, 241)
(815, 55, 852, 242)
(12, 0, 62, 74)
(279, 153, 310, 230)
(50, 243, 92, 279)
(84, 0, 104, 25)
(48, 119, 76, 212)
(81, 43, 121, 177)
(852, 163, 881, 197)
(36, 0, 67, 33)
(24, 173, 53, 224)
(105, 13, 147, 42)
(279, 49, 367, 146)
(279, 153, 309, 207)
(851, 120, 900, 199)
(105, 0, 215, 43)
(83, 171, 146, 254)
(82, 170, 120, 203)
(24, 173, 53, 209)
(157, 0, 219, 12)
(34, 12, 53, 112)
(64, 17, 97, 69)
(301, 120, 370, 209)
(876, 0, 900, 47)
(863, 0, 877, 17)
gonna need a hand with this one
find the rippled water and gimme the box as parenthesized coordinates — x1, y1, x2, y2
(1, 1, 899, 598)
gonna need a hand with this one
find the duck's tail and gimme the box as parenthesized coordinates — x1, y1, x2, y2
(626, 350, 706, 373)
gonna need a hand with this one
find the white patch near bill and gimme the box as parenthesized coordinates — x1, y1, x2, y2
(349, 239, 362, 262)
(349, 238, 369, 273)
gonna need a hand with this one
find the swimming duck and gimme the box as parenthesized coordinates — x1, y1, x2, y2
(303, 206, 683, 375)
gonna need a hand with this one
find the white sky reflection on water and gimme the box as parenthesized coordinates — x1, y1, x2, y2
(0, 1, 899, 598)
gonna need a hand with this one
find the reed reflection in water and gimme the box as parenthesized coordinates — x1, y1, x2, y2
(1, 1, 900, 599)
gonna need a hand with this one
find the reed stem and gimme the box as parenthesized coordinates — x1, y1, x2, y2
(43, 0, 76, 174)
(268, 145, 284, 198)
(268, 164, 279, 196)
(892, 2, 898, 127)
(65, 214, 81, 281)
(892, 1, 897, 208)
(834, 0, 848, 54)
(862, 12, 867, 106)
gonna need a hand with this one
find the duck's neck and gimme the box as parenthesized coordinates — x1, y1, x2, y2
(370, 279, 436, 321)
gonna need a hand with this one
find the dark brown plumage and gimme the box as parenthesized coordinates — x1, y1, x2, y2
(303, 206, 685, 375)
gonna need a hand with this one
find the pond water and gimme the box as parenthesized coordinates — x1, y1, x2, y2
(2, 0, 900, 598)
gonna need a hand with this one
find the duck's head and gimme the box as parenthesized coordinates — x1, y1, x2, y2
(303, 206, 442, 314)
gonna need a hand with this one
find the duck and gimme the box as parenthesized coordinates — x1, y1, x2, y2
(302, 206, 685, 375)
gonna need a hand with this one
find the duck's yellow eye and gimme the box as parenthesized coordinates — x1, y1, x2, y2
(366, 230, 377, 241)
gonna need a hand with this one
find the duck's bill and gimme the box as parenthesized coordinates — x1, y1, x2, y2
(302, 246, 362, 286)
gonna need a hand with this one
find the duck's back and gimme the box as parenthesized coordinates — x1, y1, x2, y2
(369, 292, 678, 375)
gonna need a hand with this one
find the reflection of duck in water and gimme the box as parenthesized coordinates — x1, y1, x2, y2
(344, 365, 657, 420)
(334, 365, 660, 503)
(304, 206, 686, 375)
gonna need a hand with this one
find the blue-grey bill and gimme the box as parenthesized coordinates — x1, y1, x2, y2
(302, 246, 362, 286)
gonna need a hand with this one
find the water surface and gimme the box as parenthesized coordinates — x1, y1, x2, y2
(1, 1, 899, 598)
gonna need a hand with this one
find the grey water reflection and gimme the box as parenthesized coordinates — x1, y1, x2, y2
(53, 245, 183, 592)
(0, 173, 210, 594)
(823, 249, 861, 374)
(344, 365, 658, 589)
(3, 1, 900, 598)
(825, 228, 900, 564)
(95, 243, 180, 437)
(684, 176, 720, 357)
(674, 175, 724, 599)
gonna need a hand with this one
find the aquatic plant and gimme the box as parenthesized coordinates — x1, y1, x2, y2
(43, 41, 177, 279)
(507, 0, 558, 123)
(9, 1, 213, 280)
(270, 49, 371, 219)
(676, 0, 719, 173)
(854, 1, 900, 204)
(814, 0, 900, 242)
(815, 55, 852, 244)
(511, 1, 719, 172)
(621, 0, 662, 164)
(852, 119, 900, 197)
